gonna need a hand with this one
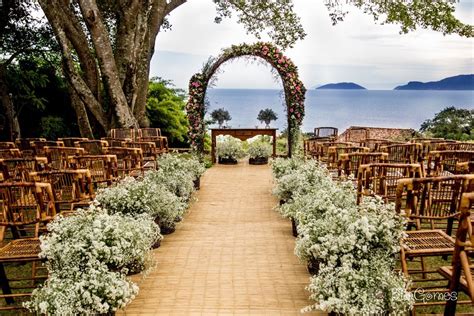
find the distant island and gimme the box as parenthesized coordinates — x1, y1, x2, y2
(394, 74, 474, 90)
(316, 82, 367, 90)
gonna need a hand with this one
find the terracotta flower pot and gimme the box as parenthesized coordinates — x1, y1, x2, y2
(249, 157, 268, 165)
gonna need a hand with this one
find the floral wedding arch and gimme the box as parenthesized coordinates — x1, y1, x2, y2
(186, 42, 306, 157)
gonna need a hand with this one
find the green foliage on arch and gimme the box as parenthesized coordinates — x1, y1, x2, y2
(186, 42, 306, 157)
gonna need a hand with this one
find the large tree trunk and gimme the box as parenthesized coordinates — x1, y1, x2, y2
(0, 63, 21, 140)
(38, 0, 188, 131)
(68, 84, 94, 138)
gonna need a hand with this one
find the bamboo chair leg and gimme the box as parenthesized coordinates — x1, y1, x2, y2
(420, 257, 427, 279)
(401, 248, 409, 277)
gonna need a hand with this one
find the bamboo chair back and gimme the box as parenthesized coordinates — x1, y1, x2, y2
(0, 142, 16, 149)
(442, 192, 474, 313)
(395, 175, 474, 233)
(0, 158, 48, 182)
(309, 141, 355, 162)
(357, 163, 423, 204)
(75, 140, 108, 155)
(67, 155, 117, 187)
(338, 152, 388, 178)
(380, 143, 423, 164)
(104, 147, 143, 177)
(137, 128, 168, 151)
(314, 127, 338, 139)
(426, 150, 474, 176)
(57, 137, 88, 147)
(359, 139, 405, 152)
(0, 182, 56, 240)
(44, 146, 84, 170)
(438, 142, 474, 152)
(327, 146, 369, 169)
(30, 140, 64, 156)
(28, 169, 94, 211)
(420, 139, 457, 156)
(101, 137, 131, 147)
(110, 128, 135, 140)
(15, 138, 46, 152)
(0, 149, 22, 159)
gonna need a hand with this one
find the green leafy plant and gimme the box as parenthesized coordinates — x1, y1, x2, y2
(420, 106, 474, 140)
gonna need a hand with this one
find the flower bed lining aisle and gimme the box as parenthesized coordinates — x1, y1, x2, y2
(271, 158, 414, 314)
(24, 154, 206, 315)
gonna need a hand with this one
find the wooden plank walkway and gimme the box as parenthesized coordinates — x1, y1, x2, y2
(120, 161, 322, 315)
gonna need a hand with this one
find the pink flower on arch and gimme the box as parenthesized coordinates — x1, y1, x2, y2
(191, 81, 201, 88)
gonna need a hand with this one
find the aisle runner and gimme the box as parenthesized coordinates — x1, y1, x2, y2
(120, 161, 322, 315)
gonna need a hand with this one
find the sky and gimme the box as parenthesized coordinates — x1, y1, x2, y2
(150, 0, 474, 90)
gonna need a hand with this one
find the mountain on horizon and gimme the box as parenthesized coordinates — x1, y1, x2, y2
(316, 82, 367, 90)
(394, 74, 474, 90)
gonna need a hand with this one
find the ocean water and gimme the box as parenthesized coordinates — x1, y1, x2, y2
(206, 89, 474, 134)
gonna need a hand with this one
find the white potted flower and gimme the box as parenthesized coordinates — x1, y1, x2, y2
(216, 136, 246, 164)
(248, 140, 272, 165)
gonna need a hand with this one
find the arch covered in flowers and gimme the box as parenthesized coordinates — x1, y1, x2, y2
(186, 42, 306, 157)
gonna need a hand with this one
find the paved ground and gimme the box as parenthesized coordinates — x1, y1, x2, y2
(120, 161, 322, 315)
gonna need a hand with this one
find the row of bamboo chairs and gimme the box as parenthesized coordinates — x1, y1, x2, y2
(0, 128, 169, 309)
(306, 137, 474, 313)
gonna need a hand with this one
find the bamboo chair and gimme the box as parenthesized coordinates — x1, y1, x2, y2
(420, 139, 457, 156)
(380, 143, 423, 164)
(15, 138, 46, 157)
(309, 141, 355, 162)
(356, 163, 423, 204)
(327, 146, 369, 171)
(30, 140, 64, 156)
(101, 137, 131, 147)
(57, 137, 88, 147)
(0, 142, 16, 149)
(396, 176, 474, 284)
(44, 146, 84, 170)
(439, 192, 474, 313)
(0, 158, 48, 182)
(0, 182, 56, 309)
(109, 128, 135, 140)
(0, 149, 22, 159)
(123, 141, 161, 169)
(74, 140, 108, 155)
(67, 155, 118, 188)
(359, 138, 405, 152)
(137, 128, 168, 152)
(28, 169, 94, 211)
(426, 150, 474, 176)
(104, 147, 143, 177)
(337, 152, 388, 178)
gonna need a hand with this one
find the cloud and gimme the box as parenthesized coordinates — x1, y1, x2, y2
(151, 0, 473, 90)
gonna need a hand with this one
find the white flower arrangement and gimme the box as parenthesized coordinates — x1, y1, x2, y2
(216, 136, 246, 160)
(157, 153, 206, 180)
(96, 176, 187, 230)
(144, 168, 195, 202)
(40, 206, 161, 274)
(25, 206, 159, 315)
(248, 141, 272, 159)
(271, 159, 413, 314)
(270, 157, 305, 179)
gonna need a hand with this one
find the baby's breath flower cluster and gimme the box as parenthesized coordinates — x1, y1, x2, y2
(96, 154, 205, 231)
(216, 136, 247, 160)
(272, 159, 413, 314)
(25, 206, 160, 315)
